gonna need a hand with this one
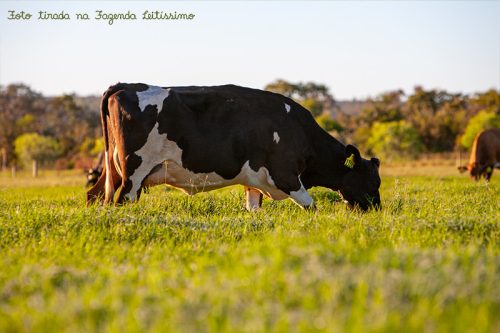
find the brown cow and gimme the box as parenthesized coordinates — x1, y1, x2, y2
(458, 128, 500, 181)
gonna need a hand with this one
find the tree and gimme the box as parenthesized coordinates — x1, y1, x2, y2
(315, 113, 343, 132)
(264, 79, 299, 98)
(42, 94, 95, 157)
(79, 137, 104, 157)
(349, 90, 404, 151)
(468, 89, 500, 115)
(0, 84, 45, 167)
(14, 133, 61, 176)
(460, 111, 500, 149)
(403, 87, 468, 152)
(358, 90, 404, 124)
(366, 121, 423, 161)
(264, 79, 334, 117)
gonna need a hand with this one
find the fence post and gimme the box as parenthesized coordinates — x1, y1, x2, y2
(1, 148, 6, 171)
(32, 160, 38, 177)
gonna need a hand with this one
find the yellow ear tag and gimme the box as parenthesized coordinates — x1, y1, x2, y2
(344, 154, 355, 169)
(486, 166, 492, 173)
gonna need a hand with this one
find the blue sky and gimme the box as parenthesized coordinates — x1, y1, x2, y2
(0, 1, 499, 100)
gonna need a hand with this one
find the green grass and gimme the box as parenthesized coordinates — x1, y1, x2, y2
(0, 167, 499, 332)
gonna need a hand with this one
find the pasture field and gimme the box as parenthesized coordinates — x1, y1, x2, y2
(0, 165, 499, 332)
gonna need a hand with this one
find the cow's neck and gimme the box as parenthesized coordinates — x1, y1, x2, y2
(301, 131, 347, 191)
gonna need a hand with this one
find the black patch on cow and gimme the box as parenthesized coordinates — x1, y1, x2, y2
(155, 85, 313, 191)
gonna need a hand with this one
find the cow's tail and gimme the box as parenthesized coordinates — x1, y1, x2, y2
(101, 83, 125, 204)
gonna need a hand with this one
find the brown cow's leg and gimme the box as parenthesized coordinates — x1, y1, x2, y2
(245, 186, 263, 211)
(485, 166, 493, 181)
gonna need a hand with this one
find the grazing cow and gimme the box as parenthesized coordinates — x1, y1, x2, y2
(86, 83, 381, 211)
(458, 128, 500, 181)
(85, 151, 104, 187)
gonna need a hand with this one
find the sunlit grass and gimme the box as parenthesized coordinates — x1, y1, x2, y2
(0, 165, 499, 332)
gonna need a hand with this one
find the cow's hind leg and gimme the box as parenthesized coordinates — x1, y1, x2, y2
(245, 186, 263, 211)
(86, 162, 121, 206)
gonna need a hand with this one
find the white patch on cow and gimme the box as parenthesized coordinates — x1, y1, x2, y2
(127, 122, 228, 200)
(289, 179, 314, 208)
(126, 122, 176, 201)
(136, 85, 170, 112)
(124, 124, 301, 205)
(144, 159, 288, 200)
(238, 161, 288, 200)
(273, 131, 280, 144)
(144, 160, 228, 195)
(284, 103, 291, 113)
(245, 188, 262, 211)
(113, 147, 123, 178)
(104, 150, 114, 203)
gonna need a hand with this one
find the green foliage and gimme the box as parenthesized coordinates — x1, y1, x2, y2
(0, 84, 45, 163)
(469, 89, 500, 114)
(315, 113, 343, 132)
(15, 114, 36, 132)
(79, 137, 105, 157)
(402, 87, 468, 151)
(44, 94, 94, 156)
(264, 79, 299, 98)
(367, 121, 423, 160)
(352, 126, 372, 151)
(0, 85, 100, 167)
(460, 111, 500, 149)
(349, 87, 480, 153)
(14, 133, 62, 168)
(301, 98, 324, 117)
(0, 171, 498, 332)
(265, 79, 334, 118)
(359, 90, 404, 124)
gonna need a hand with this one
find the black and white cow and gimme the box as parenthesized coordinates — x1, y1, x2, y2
(86, 83, 381, 211)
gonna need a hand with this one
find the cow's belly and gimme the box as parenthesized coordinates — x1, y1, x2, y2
(143, 160, 288, 200)
(143, 161, 235, 195)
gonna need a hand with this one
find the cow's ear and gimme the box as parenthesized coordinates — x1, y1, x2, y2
(344, 145, 361, 169)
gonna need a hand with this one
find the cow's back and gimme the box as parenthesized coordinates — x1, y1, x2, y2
(474, 128, 500, 164)
(154, 85, 317, 179)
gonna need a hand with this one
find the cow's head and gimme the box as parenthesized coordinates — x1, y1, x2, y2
(457, 163, 488, 181)
(339, 145, 381, 211)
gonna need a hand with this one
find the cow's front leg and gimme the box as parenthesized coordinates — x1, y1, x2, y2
(485, 166, 493, 182)
(245, 186, 263, 211)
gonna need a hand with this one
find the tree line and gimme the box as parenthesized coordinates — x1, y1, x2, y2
(0, 84, 101, 172)
(265, 80, 500, 161)
(1, 82, 499, 172)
